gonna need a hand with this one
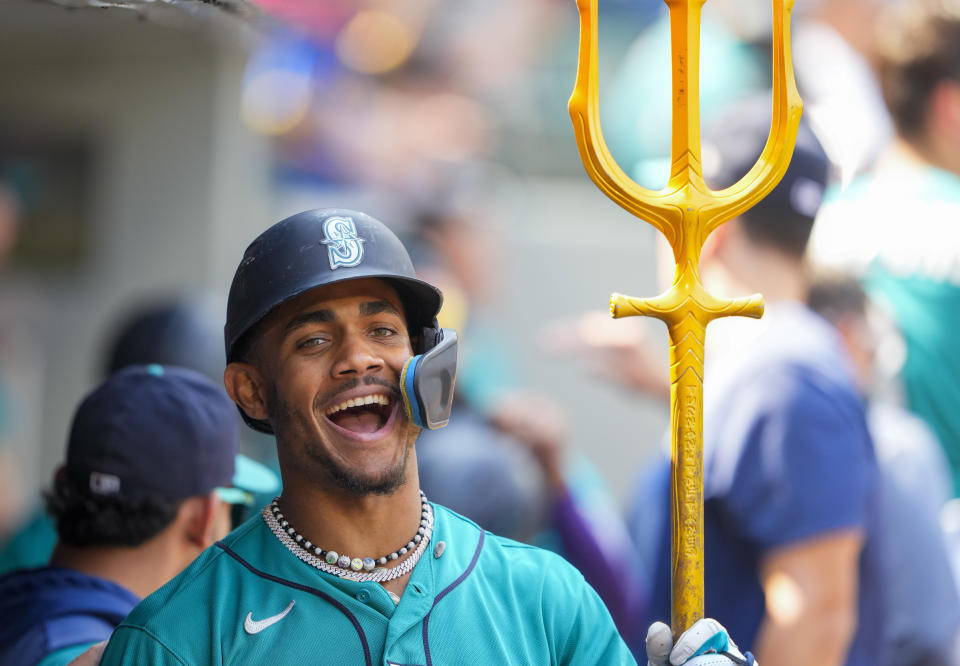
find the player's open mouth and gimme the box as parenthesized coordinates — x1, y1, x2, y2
(323, 392, 398, 440)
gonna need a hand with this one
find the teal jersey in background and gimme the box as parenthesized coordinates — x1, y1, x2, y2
(810, 161, 960, 494)
(864, 269, 960, 492)
(0, 509, 56, 575)
(100, 504, 634, 665)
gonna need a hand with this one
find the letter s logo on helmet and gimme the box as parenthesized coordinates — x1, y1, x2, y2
(321, 216, 365, 269)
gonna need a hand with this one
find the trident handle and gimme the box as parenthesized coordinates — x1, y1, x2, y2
(570, 0, 802, 637)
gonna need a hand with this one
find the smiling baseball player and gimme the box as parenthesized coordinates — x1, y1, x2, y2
(97, 209, 754, 665)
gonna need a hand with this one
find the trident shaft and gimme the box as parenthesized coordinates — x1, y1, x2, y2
(569, 0, 802, 636)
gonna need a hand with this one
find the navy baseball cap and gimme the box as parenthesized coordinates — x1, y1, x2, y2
(703, 94, 830, 255)
(103, 297, 224, 383)
(65, 364, 240, 502)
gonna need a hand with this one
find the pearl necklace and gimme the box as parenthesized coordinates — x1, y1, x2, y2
(263, 492, 434, 583)
(269, 491, 431, 569)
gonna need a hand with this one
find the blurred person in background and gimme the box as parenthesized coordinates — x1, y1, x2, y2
(649, 105, 881, 666)
(251, 0, 564, 195)
(101, 296, 281, 513)
(0, 365, 254, 666)
(809, 269, 960, 666)
(809, 0, 960, 497)
(556, 99, 882, 665)
(603, 0, 897, 186)
(644, 105, 881, 666)
(102, 296, 226, 384)
(792, 0, 896, 184)
(0, 296, 280, 575)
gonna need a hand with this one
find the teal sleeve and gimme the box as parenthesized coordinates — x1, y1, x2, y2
(549, 569, 638, 666)
(99, 626, 188, 665)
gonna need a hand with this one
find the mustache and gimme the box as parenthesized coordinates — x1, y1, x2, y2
(315, 376, 402, 409)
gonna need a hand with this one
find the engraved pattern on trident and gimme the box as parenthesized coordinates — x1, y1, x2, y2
(569, 0, 803, 637)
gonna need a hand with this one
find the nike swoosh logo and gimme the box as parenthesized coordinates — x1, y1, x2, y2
(244, 600, 295, 634)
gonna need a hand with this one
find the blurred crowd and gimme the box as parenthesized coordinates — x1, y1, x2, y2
(2, 0, 960, 664)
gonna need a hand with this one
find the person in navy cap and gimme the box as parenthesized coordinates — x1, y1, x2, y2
(0, 364, 251, 666)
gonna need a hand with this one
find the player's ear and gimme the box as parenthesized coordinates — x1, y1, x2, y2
(181, 492, 220, 549)
(224, 362, 269, 422)
(702, 221, 732, 260)
(932, 79, 960, 142)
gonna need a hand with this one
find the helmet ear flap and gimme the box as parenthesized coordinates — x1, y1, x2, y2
(401, 328, 458, 429)
(415, 321, 443, 355)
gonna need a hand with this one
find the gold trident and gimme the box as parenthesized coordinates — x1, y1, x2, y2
(569, 0, 803, 637)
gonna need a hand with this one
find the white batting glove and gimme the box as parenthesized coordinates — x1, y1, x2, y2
(646, 618, 756, 666)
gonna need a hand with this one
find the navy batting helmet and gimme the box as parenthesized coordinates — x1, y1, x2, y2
(225, 208, 456, 433)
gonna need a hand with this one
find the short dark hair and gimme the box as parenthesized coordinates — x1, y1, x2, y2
(102, 298, 223, 380)
(738, 202, 815, 261)
(877, 0, 960, 139)
(807, 270, 868, 324)
(704, 95, 830, 260)
(227, 317, 266, 365)
(44, 471, 182, 548)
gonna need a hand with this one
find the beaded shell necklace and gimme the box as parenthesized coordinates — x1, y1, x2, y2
(263, 491, 434, 583)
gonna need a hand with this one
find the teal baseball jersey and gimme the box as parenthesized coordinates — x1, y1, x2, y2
(810, 161, 960, 493)
(99, 503, 635, 665)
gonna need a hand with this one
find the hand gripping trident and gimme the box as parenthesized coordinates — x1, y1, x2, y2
(569, 0, 803, 637)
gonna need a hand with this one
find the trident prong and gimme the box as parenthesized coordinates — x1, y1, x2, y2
(569, 0, 802, 637)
